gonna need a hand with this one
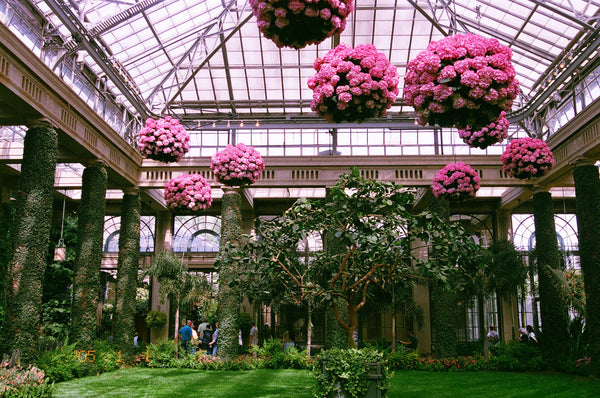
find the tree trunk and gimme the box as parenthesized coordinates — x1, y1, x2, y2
(573, 165, 600, 371)
(532, 191, 570, 364)
(112, 191, 140, 363)
(6, 124, 57, 364)
(307, 304, 313, 357)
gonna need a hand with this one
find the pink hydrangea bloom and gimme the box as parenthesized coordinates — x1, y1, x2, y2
(404, 33, 520, 132)
(137, 116, 190, 163)
(210, 143, 266, 186)
(500, 137, 555, 179)
(164, 174, 212, 212)
(308, 43, 399, 123)
(432, 162, 481, 200)
(458, 111, 509, 149)
(250, 0, 353, 49)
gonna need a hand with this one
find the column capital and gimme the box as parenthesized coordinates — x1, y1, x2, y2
(530, 184, 549, 195)
(26, 118, 53, 130)
(85, 160, 107, 168)
(122, 187, 140, 196)
(570, 156, 597, 168)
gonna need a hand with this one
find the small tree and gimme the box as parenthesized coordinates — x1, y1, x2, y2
(147, 251, 211, 353)
(220, 169, 476, 347)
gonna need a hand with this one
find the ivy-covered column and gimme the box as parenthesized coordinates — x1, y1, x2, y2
(429, 196, 457, 358)
(217, 187, 243, 360)
(70, 162, 107, 349)
(573, 164, 600, 370)
(113, 189, 141, 363)
(324, 187, 350, 349)
(5, 122, 58, 363)
(532, 190, 570, 364)
(0, 186, 16, 354)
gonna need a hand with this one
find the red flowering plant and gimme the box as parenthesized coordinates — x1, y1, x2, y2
(164, 174, 212, 212)
(138, 116, 190, 163)
(432, 162, 480, 200)
(308, 43, 399, 123)
(210, 143, 265, 186)
(458, 111, 509, 149)
(404, 33, 520, 131)
(500, 137, 554, 179)
(249, 0, 353, 49)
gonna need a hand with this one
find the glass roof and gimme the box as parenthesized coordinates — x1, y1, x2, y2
(24, 0, 600, 128)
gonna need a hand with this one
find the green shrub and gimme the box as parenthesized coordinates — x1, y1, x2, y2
(386, 349, 421, 370)
(489, 341, 544, 371)
(37, 343, 80, 383)
(313, 348, 389, 398)
(145, 311, 167, 328)
(0, 364, 53, 397)
(92, 341, 121, 373)
(146, 339, 176, 368)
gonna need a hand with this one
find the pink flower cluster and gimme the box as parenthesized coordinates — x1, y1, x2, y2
(249, 0, 353, 49)
(138, 116, 190, 163)
(164, 174, 213, 212)
(458, 111, 509, 149)
(404, 33, 520, 131)
(210, 143, 265, 186)
(500, 137, 555, 179)
(432, 162, 481, 200)
(308, 43, 399, 123)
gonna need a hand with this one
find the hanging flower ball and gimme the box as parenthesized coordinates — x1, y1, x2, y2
(164, 174, 212, 212)
(249, 0, 353, 49)
(404, 33, 520, 130)
(210, 143, 265, 186)
(500, 137, 555, 179)
(458, 111, 510, 149)
(308, 43, 399, 123)
(432, 162, 481, 200)
(138, 116, 190, 163)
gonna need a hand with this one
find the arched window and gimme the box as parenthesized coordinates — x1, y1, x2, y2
(103, 216, 155, 252)
(173, 215, 221, 253)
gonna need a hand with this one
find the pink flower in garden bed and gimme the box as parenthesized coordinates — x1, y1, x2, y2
(249, 0, 353, 49)
(500, 137, 554, 179)
(458, 111, 509, 149)
(138, 116, 190, 163)
(432, 162, 481, 200)
(210, 143, 265, 186)
(164, 174, 212, 212)
(404, 33, 519, 131)
(308, 43, 399, 123)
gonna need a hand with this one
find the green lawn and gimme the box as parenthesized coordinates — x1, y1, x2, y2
(53, 368, 600, 397)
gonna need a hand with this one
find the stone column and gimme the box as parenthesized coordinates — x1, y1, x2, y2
(70, 161, 107, 349)
(573, 162, 600, 368)
(217, 186, 243, 360)
(532, 189, 570, 363)
(5, 121, 58, 363)
(412, 237, 431, 353)
(495, 209, 519, 342)
(150, 211, 173, 341)
(113, 188, 141, 362)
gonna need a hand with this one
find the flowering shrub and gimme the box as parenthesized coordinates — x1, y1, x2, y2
(432, 162, 480, 200)
(404, 33, 520, 130)
(138, 116, 190, 163)
(249, 0, 353, 49)
(164, 174, 212, 211)
(210, 143, 265, 186)
(458, 111, 509, 149)
(1, 363, 53, 397)
(500, 137, 554, 179)
(308, 43, 399, 123)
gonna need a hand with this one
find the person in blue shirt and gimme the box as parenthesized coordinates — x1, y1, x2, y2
(178, 320, 193, 355)
(209, 322, 219, 356)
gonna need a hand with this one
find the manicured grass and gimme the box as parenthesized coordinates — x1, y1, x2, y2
(54, 368, 600, 397)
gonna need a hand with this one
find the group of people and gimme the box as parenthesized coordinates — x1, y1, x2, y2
(518, 325, 538, 344)
(178, 320, 219, 356)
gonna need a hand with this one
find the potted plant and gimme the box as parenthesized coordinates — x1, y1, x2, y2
(313, 348, 388, 398)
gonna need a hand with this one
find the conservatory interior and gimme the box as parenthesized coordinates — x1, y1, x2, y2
(1, 0, 600, 357)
